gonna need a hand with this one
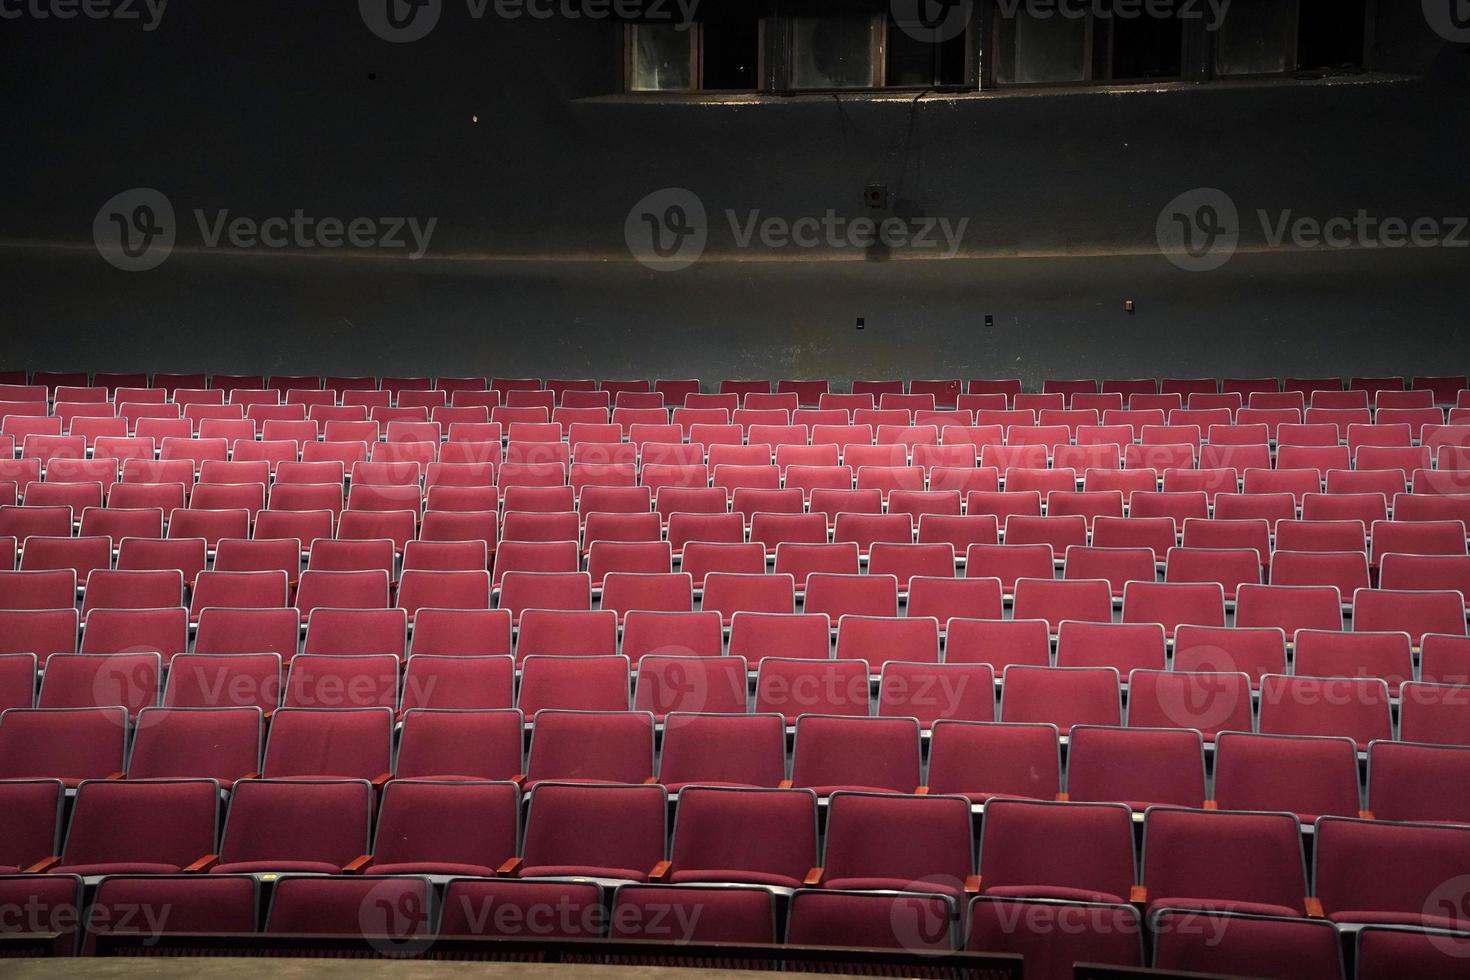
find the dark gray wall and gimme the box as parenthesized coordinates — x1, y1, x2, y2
(4, 1, 1468, 384)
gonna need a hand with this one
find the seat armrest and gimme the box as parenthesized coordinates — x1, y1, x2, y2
(510, 774, 526, 788)
(803, 867, 824, 888)
(914, 786, 929, 795)
(342, 854, 373, 874)
(371, 772, 392, 789)
(24, 856, 60, 874)
(106, 771, 125, 780)
(642, 776, 660, 785)
(964, 875, 981, 895)
(496, 857, 523, 878)
(1358, 810, 1374, 820)
(1203, 799, 1218, 810)
(1128, 885, 1148, 905)
(778, 779, 793, 790)
(185, 854, 219, 874)
(1054, 791, 1070, 802)
(1304, 897, 1324, 919)
(648, 860, 672, 883)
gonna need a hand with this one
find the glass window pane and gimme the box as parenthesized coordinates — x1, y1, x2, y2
(630, 24, 692, 92)
(996, 10, 1087, 84)
(790, 13, 880, 89)
(1216, 0, 1296, 76)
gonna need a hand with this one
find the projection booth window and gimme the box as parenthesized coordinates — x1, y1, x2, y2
(623, 4, 969, 93)
(628, 23, 694, 91)
(1215, 0, 1368, 78)
(994, 7, 1090, 84)
(788, 12, 882, 88)
(993, 1, 1184, 85)
(621, 0, 1365, 93)
(626, 14, 760, 92)
(785, 5, 969, 91)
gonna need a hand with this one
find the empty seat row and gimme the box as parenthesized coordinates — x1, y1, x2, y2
(5, 424, 1468, 474)
(3, 778, 1469, 974)
(6, 699, 1470, 825)
(11, 431, 1470, 478)
(14, 561, 1465, 633)
(11, 410, 1470, 449)
(3, 773, 1468, 907)
(7, 610, 1470, 734)
(6, 870, 1468, 978)
(4, 371, 1465, 410)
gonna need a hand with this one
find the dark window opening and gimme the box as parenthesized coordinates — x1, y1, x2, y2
(886, 13, 969, 87)
(1106, 14, 1184, 80)
(1216, 0, 1297, 76)
(1297, 0, 1366, 71)
(702, 13, 761, 89)
(994, 9, 1089, 84)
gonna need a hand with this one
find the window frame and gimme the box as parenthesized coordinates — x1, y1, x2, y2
(618, 0, 1375, 95)
(984, 3, 1097, 88)
(1209, 0, 1376, 79)
(782, 8, 885, 91)
(623, 20, 703, 94)
(986, 3, 1199, 88)
(1209, 0, 1303, 79)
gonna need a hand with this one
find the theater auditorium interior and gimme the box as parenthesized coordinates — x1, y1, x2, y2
(3, 0, 1470, 978)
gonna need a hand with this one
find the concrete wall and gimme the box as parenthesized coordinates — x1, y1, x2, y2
(4, 1, 1467, 383)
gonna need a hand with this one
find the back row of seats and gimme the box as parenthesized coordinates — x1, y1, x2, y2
(8, 410, 1470, 448)
(3, 371, 1465, 405)
(2, 779, 1468, 976)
